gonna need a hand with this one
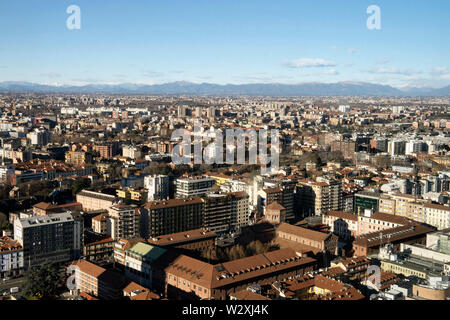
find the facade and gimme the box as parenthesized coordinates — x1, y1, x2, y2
(142, 197, 204, 238)
(92, 213, 109, 234)
(65, 150, 91, 166)
(423, 204, 450, 230)
(107, 204, 140, 240)
(160, 248, 316, 300)
(230, 191, 250, 231)
(144, 175, 169, 201)
(123, 242, 167, 289)
(175, 176, 216, 198)
(122, 145, 142, 160)
(322, 211, 358, 240)
(76, 190, 116, 212)
(0, 236, 24, 278)
(298, 180, 343, 216)
(69, 259, 126, 300)
(14, 212, 81, 267)
(276, 223, 338, 254)
(147, 228, 216, 252)
(203, 194, 232, 234)
(354, 192, 380, 214)
(83, 237, 115, 263)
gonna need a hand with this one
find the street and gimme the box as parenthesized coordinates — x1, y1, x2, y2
(0, 277, 25, 292)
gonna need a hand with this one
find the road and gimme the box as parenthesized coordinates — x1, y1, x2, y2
(0, 277, 25, 292)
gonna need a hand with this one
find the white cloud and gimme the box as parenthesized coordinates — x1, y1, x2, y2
(283, 58, 337, 68)
(364, 67, 420, 76)
(430, 67, 449, 75)
(348, 48, 357, 54)
(321, 69, 339, 75)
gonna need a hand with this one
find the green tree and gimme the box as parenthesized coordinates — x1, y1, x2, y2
(23, 261, 61, 300)
(71, 178, 91, 195)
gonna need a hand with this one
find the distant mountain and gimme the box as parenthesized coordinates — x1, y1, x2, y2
(1, 81, 450, 96)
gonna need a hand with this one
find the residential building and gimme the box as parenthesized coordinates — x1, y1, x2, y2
(0, 236, 24, 278)
(175, 176, 216, 198)
(142, 197, 204, 238)
(14, 212, 81, 267)
(144, 175, 169, 201)
(107, 204, 140, 240)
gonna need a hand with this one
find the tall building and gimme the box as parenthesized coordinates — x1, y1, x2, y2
(14, 212, 81, 268)
(27, 128, 51, 146)
(354, 192, 380, 214)
(65, 150, 92, 166)
(230, 191, 250, 232)
(142, 197, 204, 238)
(107, 204, 140, 240)
(203, 194, 232, 234)
(144, 175, 169, 201)
(122, 145, 142, 160)
(298, 179, 343, 216)
(175, 176, 216, 198)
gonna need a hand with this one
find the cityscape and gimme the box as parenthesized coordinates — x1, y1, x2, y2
(0, 0, 449, 313)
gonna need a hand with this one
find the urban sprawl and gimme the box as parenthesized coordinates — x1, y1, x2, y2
(0, 94, 450, 301)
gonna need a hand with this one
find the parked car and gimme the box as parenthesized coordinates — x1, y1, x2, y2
(10, 287, 19, 294)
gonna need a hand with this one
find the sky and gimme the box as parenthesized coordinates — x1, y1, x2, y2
(0, 0, 449, 88)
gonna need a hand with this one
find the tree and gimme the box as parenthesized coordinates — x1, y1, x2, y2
(23, 261, 61, 300)
(71, 178, 91, 195)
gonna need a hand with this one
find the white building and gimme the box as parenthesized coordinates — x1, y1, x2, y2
(122, 145, 142, 160)
(144, 175, 169, 201)
(107, 204, 140, 240)
(0, 236, 24, 278)
(423, 204, 450, 230)
(175, 176, 216, 198)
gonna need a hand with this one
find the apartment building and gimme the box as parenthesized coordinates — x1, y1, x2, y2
(69, 259, 126, 300)
(203, 193, 232, 234)
(142, 197, 204, 238)
(230, 191, 250, 231)
(122, 145, 142, 160)
(107, 204, 140, 240)
(76, 190, 116, 212)
(423, 204, 450, 230)
(0, 236, 24, 278)
(65, 150, 91, 166)
(258, 185, 295, 220)
(144, 175, 169, 201)
(175, 176, 216, 198)
(123, 242, 167, 289)
(297, 180, 343, 216)
(322, 211, 358, 240)
(14, 212, 81, 267)
(92, 213, 109, 234)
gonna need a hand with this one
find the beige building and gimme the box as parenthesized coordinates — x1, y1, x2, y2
(76, 190, 116, 212)
(107, 204, 140, 240)
(424, 204, 450, 230)
(92, 213, 109, 234)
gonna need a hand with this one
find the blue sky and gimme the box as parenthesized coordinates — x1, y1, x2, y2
(0, 0, 449, 88)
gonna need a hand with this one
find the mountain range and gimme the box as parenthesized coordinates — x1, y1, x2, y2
(1, 81, 450, 96)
